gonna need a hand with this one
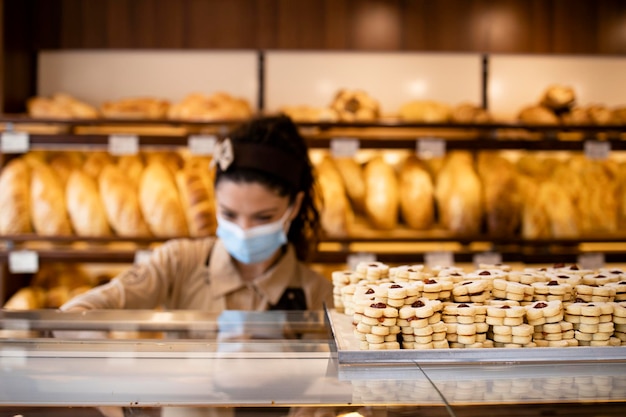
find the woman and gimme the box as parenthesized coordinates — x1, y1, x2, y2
(61, 115, 333, 314)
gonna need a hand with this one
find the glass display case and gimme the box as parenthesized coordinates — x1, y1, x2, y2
(1, 309, 625, 417)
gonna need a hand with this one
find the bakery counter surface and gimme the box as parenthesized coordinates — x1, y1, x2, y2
(1, 309, 626, 411)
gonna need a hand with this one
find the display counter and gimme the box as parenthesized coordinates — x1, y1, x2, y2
(1, 309, 626, 416)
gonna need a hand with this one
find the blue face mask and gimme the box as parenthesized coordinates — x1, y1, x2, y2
(216, 208, 293, 264)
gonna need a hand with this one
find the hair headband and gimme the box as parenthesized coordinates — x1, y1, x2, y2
(213, 138, 303, 190)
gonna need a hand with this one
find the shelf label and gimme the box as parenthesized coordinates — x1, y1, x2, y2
(108, 134, 139, 155)
(1, 131, 29, 153)
(473, 252, 503, 269)
(417, 138, 446, 159)
(424, 251, 454, 269)
(8, 250, 39, 274)
(134, 250, 153, 265)
(330, 138, 360, 158)
(577, 252, 605, 270)
(584, 140, 611, 160)
(188, 135, 217, 156)
(347, 252, 376, 272)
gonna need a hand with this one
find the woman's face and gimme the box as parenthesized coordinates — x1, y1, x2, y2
(215, 180, 301, 230)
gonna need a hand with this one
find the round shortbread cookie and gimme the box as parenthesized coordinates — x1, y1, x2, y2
(414, 342, 434, 349)
(476, 322, 489, 333)
(542, 323, 562, 334)
(457, 334, 477, 345)
(387, 284, 408, 300)
(414, 335, 433, 344)
(402, 334, 415, 341)
(492, 334, 513, 343)
(353, 329, 367, 340)
(356, 322, 372, 333)
(512, 335, 532, 345)
(579, 315, 600, 325)
(503, 317, 524, 326)
(511, 324, 533, 337)
(413, 325, 434, 336)
(589, 340, 610, 347)
(384, 341, 400, 350)
(360, 315, 382, 326)
(577, 323, 599, 334)
(384, 334, 398, 342)
(575, 331, 593, 341)
(364, 303, 386, 318)
(433, 339, 450, 349)
(402, 341, 415, 349)
(365, 333, 385, 344)
(548, 340, 569, 348)
(409, 317, 430, 329)
(486, 316, 505, 326)
(491, 325, 512, 336)
(544, 333, 563, 341)
(592, 332, 611, 341)
(371, 325, 391, 336)
(456, 323, 477, 336)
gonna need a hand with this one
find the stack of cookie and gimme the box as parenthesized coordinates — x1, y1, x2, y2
(525, 300, 577, 347)
(492, 278, 533, 303)
(420, 278, 454, 301)
(486, 305, 534, 347)
(353, 301, 401, 350)
(390, 265, 427, 283)
(575, 284, 616, 303)
(356, 261, 390, 283)
(607, 280, 626, 302)
(332, 270, 363, 313)
(532, 280, 574, 302)
(397, 298, 448, 349)
(451, 279, 491, 303)
(564, 301, 618, 346)
(442, 303, 490, 348)
(613, 302, 626, 343)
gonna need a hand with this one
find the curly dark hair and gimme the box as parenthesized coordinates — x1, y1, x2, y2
(215, 115, 320, 261)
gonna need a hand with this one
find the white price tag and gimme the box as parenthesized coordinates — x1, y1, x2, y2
(577, 253, 605, 270)
(347, 252, 377, 272)
(188, 135, 217, 156)
(134, 250, 153, 265)
(108, 134, 139, 155)
(330, 138, 360, 158)
(1, 131, 29, 153)
(473, 252, 503, 269)
(584, 140, 611, 160)
(417, 138, 446, 159)
(8, 250, 39, 274)
(424, 251, 454, 269)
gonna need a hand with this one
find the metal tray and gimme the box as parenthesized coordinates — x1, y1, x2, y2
(325, 308, 626, 365)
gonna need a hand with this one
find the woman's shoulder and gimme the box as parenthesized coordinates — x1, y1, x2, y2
(158, 236, 217, 260)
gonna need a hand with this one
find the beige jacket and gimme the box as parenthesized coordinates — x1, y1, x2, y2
(61, 237, 333, 312)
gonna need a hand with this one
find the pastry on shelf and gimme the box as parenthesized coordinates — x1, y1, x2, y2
(450, 102, 491, 124)
(329, 89, 380, 122)
(168, 92, 252, 121)
(99, 164, 152, 237)
(333, 157, 366, 214)
(176, 165, 216, 237)
(398, 100, 451, 123)
(477, 152, 521, 237)
(434, 151, 483, 235)
(29, 159, 73, 236)
(280, 105, 339, 123)
(539, 84, 576, 111)
(0, 157, 33, 235)
(398, 154, 434, 230)
(27, 92, 99, 119)
(363, 156, 399, 230)
(315, 156, 354, 237)
(65, 169, 112, 237)
(517, 105, 559, 125)
(138, 161, 189, 237)
(587, 104, 616, 125)
(100, 96, 170, 119)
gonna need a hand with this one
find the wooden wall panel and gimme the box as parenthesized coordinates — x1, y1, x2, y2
(21, 0, 626, 54)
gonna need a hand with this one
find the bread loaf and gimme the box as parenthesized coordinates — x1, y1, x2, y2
(315, 156, 353, 237)
(538, 182, 579, 238)
(175, 167, 216, 237)
(451, 103, 490, 124)
(399, 100, 450, 123)
(139, 162, 189, 237)
(30, 161, 73, 236)
(0, 158, 32, 234)
(3, 287, 45, 310)
(398, 155, 434, 230)
(117, 154, 144, 189)
(333, 157, 366, 213)
(363, 156, 399, 230)
(27, 93, 98, 119)
(540, 85, 575, 110)
(66, 169, 112, 237)
(434, 152, 482, 235)
(518, 105, 559, 125)
(100, 97, 169, 119)
(83, 152, 115, 179)
(49, 151, 83, 186)
(168, 92, 252, 121)
(330, 89, 380, 122)
(517, 175, 551, 239)
(99, 164, 152, 237)
(477, 152, 521, 237)
(144, 151, 183, 177)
